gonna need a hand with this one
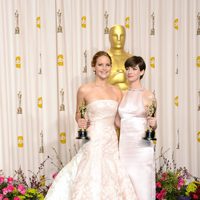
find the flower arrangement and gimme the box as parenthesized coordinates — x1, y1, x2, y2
(0, 157, 50, 200)
(156, 150, 200, 200)
(0, 148, 66, 200)
(0, 174, 45, 200)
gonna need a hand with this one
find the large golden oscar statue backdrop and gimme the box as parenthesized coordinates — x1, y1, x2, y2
(107, 25, 132, 91)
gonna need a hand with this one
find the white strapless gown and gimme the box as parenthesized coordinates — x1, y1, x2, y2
(45, 100, 137, 200)
(119, 89, 155, 200)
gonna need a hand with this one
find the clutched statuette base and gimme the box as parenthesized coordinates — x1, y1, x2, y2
(143, 129, 157, 141)
(76, 129, 90, 140)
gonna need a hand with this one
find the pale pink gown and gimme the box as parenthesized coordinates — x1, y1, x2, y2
(45, 100, 137, 200)
(119, 89, 155, 200)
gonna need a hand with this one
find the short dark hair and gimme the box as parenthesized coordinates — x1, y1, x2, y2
(124, 56, 146, 79)
(91, 51, 112, 67)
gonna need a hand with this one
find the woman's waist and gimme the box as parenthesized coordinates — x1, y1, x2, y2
(87, 124, 117, 137)
(120, 134, 153, 148)
(85, 130, 118, 149)
(121, 116, 146, 123)
(89, 119, 115, 128)
(121, 119, 147, 133)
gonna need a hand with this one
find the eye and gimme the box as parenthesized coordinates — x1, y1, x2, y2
(125, 66, 131, 71)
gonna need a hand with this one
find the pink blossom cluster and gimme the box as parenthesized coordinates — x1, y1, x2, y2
(0, 176, 26, 200)
(156, 182, 166, 200)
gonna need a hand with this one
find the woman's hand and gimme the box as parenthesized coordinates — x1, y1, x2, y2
(147, 117, 157, 130)
(77, 118, 90, 129)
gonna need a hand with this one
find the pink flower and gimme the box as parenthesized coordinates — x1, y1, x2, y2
(14, 197, 21, 200)
(161, 173, 167, 181)
(3, 198, 9, 200)
(0, 176, 4, 184)
(52, 172, 58, 179)
(2, 187, 9, 195)
(177, 177, 185, 190)
(17, 184, 26, 194)
(156, 189, 166, 200)
(156, 181, 162, 188)
(7, 184, 15, 192)
(0, 194, 4, 200)
(7, 177, 13, 184)
(2, 185, 15, 195)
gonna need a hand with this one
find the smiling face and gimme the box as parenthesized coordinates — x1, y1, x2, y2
(91, 51, 112, 80)
(94, 55, 112, 80)
(124, 56, 146, 82)
(126, 65, 144, 83)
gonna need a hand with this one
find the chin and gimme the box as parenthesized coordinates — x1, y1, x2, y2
(115, 45, 122, 49)
(128, 78, 137, 82)
(100, 73, 110, 77)
(102, 75, 109, 79)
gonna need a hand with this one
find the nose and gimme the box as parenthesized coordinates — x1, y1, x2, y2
(102, 65, 108, 69)
(117, 34, 121, 41)
(102, 64, 110, 70)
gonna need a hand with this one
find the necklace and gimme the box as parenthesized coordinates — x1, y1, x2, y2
(128, 87, 144, 91)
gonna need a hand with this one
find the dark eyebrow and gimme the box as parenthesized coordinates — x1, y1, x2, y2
(125, 66, 137, 70)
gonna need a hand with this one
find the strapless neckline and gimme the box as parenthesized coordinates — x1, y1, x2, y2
(87, 99, 118, 107)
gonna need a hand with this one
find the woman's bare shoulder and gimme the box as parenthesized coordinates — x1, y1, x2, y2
(142, 89, 155, 98)
(78, 82, 94, 93)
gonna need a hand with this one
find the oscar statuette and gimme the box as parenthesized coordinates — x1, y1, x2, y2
(143, 98, 157, 141)
(76, 103, 89, 140)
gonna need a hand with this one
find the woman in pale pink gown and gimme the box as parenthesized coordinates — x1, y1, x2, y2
(45, 51, 137, 200)
(116, 56, 157, 200)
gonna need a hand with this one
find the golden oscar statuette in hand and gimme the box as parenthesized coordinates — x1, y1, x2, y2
(143, 99, 157, 141)
(76, 103, 89, 140)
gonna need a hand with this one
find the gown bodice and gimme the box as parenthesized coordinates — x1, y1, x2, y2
(119, 89, 147, 140)
(119, 89, 146, 119)
(85, 100, 119, 144)
(87, 99, 118, 128)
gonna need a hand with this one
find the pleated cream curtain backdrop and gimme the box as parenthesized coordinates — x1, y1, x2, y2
(0, 0, 199, 184)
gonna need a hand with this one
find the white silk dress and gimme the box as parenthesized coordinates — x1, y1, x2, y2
(119, 89, 155, 200)
(45, 100, 137, 200)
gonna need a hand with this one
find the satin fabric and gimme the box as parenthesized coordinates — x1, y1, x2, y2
(45, 100, 137, 200)
(119, 89, 155, 200)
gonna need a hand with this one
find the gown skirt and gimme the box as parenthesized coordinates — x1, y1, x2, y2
(45, 100, 137, 200)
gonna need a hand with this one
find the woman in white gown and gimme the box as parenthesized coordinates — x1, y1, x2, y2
(116, 56, 157, 200)
(45, 51, 137, 200)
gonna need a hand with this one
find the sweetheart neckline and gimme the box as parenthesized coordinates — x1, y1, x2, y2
(87, 99, 118, 107)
